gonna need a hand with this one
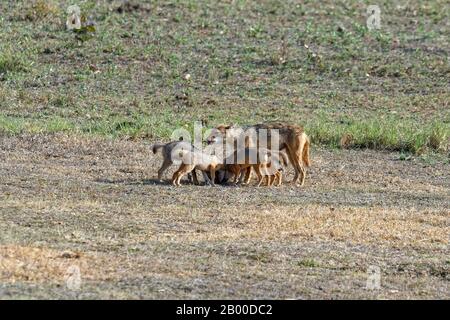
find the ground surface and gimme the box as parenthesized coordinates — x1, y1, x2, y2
(0, 0, 449, 300)
(0, 134, 448, 299)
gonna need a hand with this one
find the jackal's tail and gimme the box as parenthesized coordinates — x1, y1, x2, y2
(151, 143, 165, 154)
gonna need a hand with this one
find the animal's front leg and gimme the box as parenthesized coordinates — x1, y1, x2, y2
(232, 168, 240, 184)
(243, 167, 252, 184)
(201, 171, 213, 186)
(191, 169, 199, 185)
(209, 168, 216, 186)
(255, 166, 264, 187)
(217, 170, 225, 184)
(237, 168, 246, 185)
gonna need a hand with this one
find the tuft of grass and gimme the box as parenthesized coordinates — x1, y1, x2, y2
(0, 115, 24, 135)
(0, 115, 74, 135)
(24, 0, 60, 21)
(0, 49, 29, 76)
(306, 117, 449, 155)
(297, 259, 320, 268)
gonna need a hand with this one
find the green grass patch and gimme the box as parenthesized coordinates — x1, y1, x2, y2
(0, 0, 448, 157)
(0, 49, 29, 76)
(306, 117, 449, 154)
(1, 113, 447, 155)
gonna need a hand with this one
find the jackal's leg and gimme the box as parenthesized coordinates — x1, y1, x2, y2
(255, 166, 264, 187)
(233, 172, 240, 184)
(257, 176, 264, 187)
(292, 153, 305, 186)
(230, 167, 240, 184)
(299, 166, 306, 186)
(158, 159, 172, 181)
(268, 175, 275, 187)
(201, 170, 214, 186)
(171, 170, 180, 186)
(173, 164, 193, 186)
(209, 168, 216, 186)
(189, 169, 199, 185)
(238, 168, 247, 184)
(276, 171, 282, 186)
(285, 148, 300, 183)
(294, 149, 306, 186)
(243, 167, 252, 184)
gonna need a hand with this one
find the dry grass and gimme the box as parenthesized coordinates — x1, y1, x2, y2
(0, 134, 449, 299)
(1, 0, 449, 299)
(0, 245, 120, 284)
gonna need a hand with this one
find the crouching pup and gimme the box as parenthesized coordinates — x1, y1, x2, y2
(258, 161, 284, 187)
(152, 140, 202, 184)
(171, 149, 223, 187)
(224, 147, 285, 187)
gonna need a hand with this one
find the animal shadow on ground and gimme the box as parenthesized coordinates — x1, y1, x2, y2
(95, 178, 169, 186)
(95, 178, 246, 187)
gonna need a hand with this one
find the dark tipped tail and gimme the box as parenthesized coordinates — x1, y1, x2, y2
(151, 143, 165, 154)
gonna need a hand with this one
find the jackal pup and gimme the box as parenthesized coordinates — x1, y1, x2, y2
(151, 140, 199, 184)
(171, 149, 222, 186)
(224, 147, 284, 187)
(207, 122, 310, 185)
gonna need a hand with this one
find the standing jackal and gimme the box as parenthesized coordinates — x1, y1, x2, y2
(206, 122, 310, 186)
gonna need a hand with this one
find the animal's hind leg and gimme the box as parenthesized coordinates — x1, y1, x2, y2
(268, 175, 276, 187)
(172, 169, 184, 186)
(276, 171, 282, 186)
(285, 148, 300, 183)
(255, 166, 264, 187)
(171, 171, 179, 186)
(243, 167, 252, 184)
(293, 147, 306, 186)
(238, 169, 247, 184)
(292, 160, 306, 186)
(158, 159, 172, 181)
(233, 172, 240, 184)
(188, 169, 199, 185)
(231, 167, 240, 184)
(172, 164, 192, 186)
(298, 165, 306, 186)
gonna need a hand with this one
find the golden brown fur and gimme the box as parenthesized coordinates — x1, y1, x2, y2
(223, 147, 284, 187)
(151, 140, 199, 184)
(171, 149, 222, 186)
(207, 122, 310, 185)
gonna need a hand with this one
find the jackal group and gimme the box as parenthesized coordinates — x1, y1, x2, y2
(151, 122, 310, 187)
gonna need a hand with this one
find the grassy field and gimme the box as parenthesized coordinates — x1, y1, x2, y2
(0, 134, 449, 299)
(0, 0, 449, 153)
(0, 0, 449, 299)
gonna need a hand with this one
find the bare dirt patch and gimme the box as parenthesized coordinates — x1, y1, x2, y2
(0, 134, 449, 299)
